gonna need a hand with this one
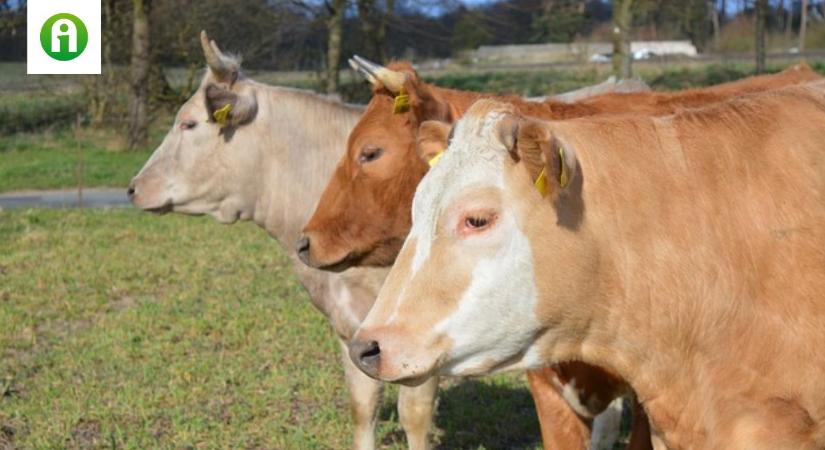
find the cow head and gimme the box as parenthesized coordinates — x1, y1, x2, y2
(298, 57, 458, 271)
(348, 100, 597, 384)
(128, 31, 259, 223)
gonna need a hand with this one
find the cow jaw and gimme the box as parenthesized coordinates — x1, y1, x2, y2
(352, 104, 546, 381)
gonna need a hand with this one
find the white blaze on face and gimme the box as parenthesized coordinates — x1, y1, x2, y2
(394, 105, 543, 377)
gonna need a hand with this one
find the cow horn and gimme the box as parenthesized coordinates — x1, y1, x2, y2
(200, 30, 236, 82)
(348, 58, 378, 85)
(351, 54, 407, 93)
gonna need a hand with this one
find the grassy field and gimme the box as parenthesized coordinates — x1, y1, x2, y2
(0, 124, 164, 193)
(0, 208, 542, 450)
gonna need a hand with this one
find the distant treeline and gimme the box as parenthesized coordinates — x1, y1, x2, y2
(1, 0, 823, 69)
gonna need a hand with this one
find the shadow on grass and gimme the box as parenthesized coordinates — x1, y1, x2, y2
(379, 378, 541, 450)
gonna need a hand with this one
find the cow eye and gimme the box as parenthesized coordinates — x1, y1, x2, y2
(459, 211, 498, 236)
(465, 216, 489, 229)
(358, 147, 384, 164)
(180, 120, 198, 130)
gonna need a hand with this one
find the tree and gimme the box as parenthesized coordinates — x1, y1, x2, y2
(612, 0, 634, 79)
(708, 0, 721, 50)
(755, 0, 766, 73)
(357, 0, 381, 60)
(325, 0, 347, 94)
(452, 9, 491, 52)
(377, 0, 394, 61)
(800, 0, 809, 51)
(532, 0, 587, 43)
(128, 0, 151, 149)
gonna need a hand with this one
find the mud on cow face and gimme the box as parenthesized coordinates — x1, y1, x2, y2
(348, 99, 586, 384)
(128, 31, 258, 223)
(298, 58, 455, 272)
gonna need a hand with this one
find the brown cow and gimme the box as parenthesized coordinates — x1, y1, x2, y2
(299, 58, 820, 448)
(299, 59, 819, 271)
(350, 85, 825, 448)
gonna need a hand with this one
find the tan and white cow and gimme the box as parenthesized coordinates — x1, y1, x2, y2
(129, 32, 441, 450)
(351, 86, 825, 448)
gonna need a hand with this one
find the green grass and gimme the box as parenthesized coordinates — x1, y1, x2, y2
(0, 126, 166, 193)
(0, 209, 541, 449)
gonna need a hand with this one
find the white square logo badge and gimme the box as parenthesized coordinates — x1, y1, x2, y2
(27, 0, 101, 74)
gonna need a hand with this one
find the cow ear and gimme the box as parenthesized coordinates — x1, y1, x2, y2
(514, 119, 578, 199)
(205, 84, 257, 128)
(417, 120, 451, 167)
(405, 75, 455, 124)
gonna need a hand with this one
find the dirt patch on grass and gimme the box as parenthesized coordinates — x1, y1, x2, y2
(149, 416, 171, 440)
(0, 422, 16, 450)
(68, 419, 102, 450)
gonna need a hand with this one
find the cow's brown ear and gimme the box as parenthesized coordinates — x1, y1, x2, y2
(514, 119, 578, 199)
(417, 120, 451, 166)
(405, 75, 455, 124)
(205, 84, 257, 128)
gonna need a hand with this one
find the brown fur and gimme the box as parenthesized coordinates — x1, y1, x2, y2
(504, 84, 825, 448)
(305, 63, 820, 450)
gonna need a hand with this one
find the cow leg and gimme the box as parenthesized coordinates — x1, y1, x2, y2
(341, 339, 383, 450)
(626, 396, 653, 450)
(591, 397, 626, 450)
(526, 368, 591, 450)
(398, 375, 439, 450)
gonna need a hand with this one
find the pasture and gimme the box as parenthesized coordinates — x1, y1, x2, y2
(0, 209, 544, 449)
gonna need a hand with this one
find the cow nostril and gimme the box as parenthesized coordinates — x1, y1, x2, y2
(349, 340, 381, 376)
(126, 182, 136, 199)
(296, 236, 311, 264)
(361, 341, 380, 360)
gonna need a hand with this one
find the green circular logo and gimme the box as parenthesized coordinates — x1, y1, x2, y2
(40, 13, 88, 61)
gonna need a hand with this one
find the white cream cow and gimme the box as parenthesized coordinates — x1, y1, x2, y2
(351, 86, 825, 449)
(130, 31, 440, 450)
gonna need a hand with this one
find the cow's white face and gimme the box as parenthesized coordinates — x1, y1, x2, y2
(129, 33, 260, 223)
(350, 100, 559, 384)
(129, 86, 256, 223)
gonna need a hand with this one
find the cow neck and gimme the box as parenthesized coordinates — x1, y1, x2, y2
(527, 112, 825, 447)
(427, 84, 586, 122)
(250, 84, 362, 246)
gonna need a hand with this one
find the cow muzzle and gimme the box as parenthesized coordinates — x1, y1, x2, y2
(295, 232, 359, 272)
(347, 329, 441, 386)
(128, 176, 173, 213)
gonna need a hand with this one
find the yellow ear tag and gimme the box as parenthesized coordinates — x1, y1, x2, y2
(534, 147, 568, 197)
(393, 87, 410, 114)
(558, 147, 569, 188)
(428, 151, 444, 168)
(213, 103, 232, 125)
(534, 168, 549, 197)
